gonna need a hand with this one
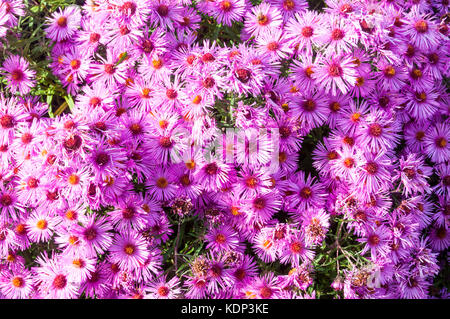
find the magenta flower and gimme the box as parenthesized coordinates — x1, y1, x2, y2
(1, 55, 35, 95)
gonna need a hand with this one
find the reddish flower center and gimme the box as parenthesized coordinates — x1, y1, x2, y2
(302, 99, 316, 111)
(328, 63, 343, 77)
(236, 68, 251, 83)
(180, 174, 191, 186)
(152, 59, 163, 69)
(63, 134, 82, 151)
(0, 115, 15, 129)
(121, 207, 135, 219)
(72, 259, 85, 268)
(95, 152, 109, 166)
(427, 53, 439, 64)
(260, 287, 272, 298)
(68, 174, 80, 185)
(201, 53, 215, 62)
(37, 219, 48, 230)
(52, 274, 67, 289)
(410, 68, 422, 79)
(157, 286, 170, 296)
(124, 244, 135, 255)
(65, 210, 77, 220)
(365, 162, 379, 175)
(301, 26, 313, 38)
(344, 157, 355, 168)
(300, 186, 312, 199)
(166, 89, 178, 100)
(156, 177, 168, 189)
(70, 59, 81, 70)
(331, 28, 345, 40)
(186, 54, 196, 65)
(414, 20, 428, 33)
(11, 69, 24, 81)
(202, 77, 215, 88)
(90, 32, 100, 43)
(343, 136, 354, 146)
(21, 133, 33, 144)
(253, 197, 266, 210)
(104, 64, 115, 75)
(84, 227, 97, 241)
(368, 123, 382, 137)
(283, 0, 295, 10)
(279, 126, 291, 139)
(415, 131, 425, 141)
(257, 14, 269, 26)
(267, 41, 279, 51)
(368, 234, 380, 245)
(234, 268, 246, 281)
(290, 241, 303, 253)
(415, 91, 427, 102)
(340, 4, 353, 13)
(327, 151, 338, 160)
(157, 5, 169, 17)
(443, 175, 450, 187)
(205, 163, 218, 175)
(129, 123, 143, 135)
(0, 194, 12, 206)
(403, 168, 416, 179)
(121, 2, 137, 15)
(27, 177, 39, 189)
(15, 224, 26, 235)
(245, 176, 258, 188)
(215, 233, 226, 244)
(304, 66, 314, 78)
(435, 137, 447, 148)
(329, 101, 341, 112)
(159, 136, 172, 148)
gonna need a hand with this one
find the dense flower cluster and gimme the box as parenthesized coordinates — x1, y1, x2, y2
(0, 0, 449, 299)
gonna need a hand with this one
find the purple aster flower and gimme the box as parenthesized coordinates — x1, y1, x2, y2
(205, 225, 241, 254)
(313, 53, 357, 96)
(74, 214, 114, 257)
(354, 151, 393, 200)
(286, 171, 327, 212)
(423, 121, 449, 164)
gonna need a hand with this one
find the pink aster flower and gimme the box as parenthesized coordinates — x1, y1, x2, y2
(313, 54, 357, 96)
(209, 0, 246, 27)
(34, 254, 80, 299)
(109, 230, 149, 272)
(402, 6, 443, 51)
(1, 55, 35, 95)
(285, 10, 322, 55)
(244, 2, 283, 38)
(317, 15, 359, 55)
(145, 275, 182, 299)
(205, 225, 241, 254)
(45, 5, 81, 42)
(286, 171, 327, 212)
(0, 266, 34, 299)
(359, 225, 392, 260)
